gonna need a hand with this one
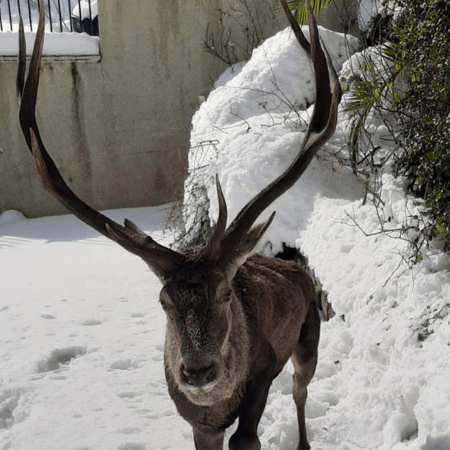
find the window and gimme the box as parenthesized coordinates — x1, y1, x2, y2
(0, 0, 98, 35)
(0, 0, 99, 56)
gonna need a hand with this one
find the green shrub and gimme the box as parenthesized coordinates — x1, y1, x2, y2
(346, 0, 450, 253)
(392, 0, 450, 246)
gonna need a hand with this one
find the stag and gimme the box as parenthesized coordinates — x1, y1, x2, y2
(17, 1, 340, 449)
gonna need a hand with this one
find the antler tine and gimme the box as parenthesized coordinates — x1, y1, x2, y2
(279, 0, 311, 56)
(18, 4, 180, 279)
(204, 174, 228, 260)
(218, 0, 342, 263)
(17, 17, 27, 101)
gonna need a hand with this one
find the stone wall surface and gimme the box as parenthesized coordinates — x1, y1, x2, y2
(0, 0, 357, 218)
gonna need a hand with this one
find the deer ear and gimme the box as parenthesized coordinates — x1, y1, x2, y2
(143, 259, 178, 284)
(105, 220, 180, 283)
(222, 212, 275, 278)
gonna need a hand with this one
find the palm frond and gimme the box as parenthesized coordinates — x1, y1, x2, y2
(287, 0, 335, 24)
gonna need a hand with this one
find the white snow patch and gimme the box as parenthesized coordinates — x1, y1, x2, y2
(185, 26, 360, 254)
(0, 30, 99, 56)
(0, 210, 26, 224)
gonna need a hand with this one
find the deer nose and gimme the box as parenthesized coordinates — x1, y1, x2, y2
(182, 362, 216, 388)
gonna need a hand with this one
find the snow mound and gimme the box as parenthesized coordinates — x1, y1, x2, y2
(184, 26, 359, 253)
(0, 210, 26, 224)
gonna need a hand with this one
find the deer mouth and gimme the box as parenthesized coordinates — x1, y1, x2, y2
(184, 380, 217, 393)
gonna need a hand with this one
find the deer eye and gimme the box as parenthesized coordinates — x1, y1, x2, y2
(160, 293, 174, 312)
(220, 290, 232, 304)
(160, 300, 171, 311)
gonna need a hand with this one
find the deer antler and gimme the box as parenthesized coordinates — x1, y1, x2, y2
(17, 5, 181, 281)
(207, 0, 342, 264)
(18, 0, 340, 277)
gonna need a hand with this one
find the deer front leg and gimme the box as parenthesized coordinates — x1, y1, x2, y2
(229, 347, 276, 450)
(193, 429, 225, 450)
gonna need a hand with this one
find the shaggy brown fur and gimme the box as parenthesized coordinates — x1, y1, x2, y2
(163, 254, 319, 450)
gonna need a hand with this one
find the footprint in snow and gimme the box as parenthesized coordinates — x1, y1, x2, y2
(117, 391, 141, 399)
(81, 319, 102, 326)
(116, 443, 146, 450)
(117, 427, 141, 434)
(0, 389, 20, 430)
(36, 346, 87, 373)
(41, 314, 56, 319)
(110, 359, 132, 370)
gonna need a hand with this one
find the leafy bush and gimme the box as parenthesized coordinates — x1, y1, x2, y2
(287, 0, 334, 23)
(345, 0, 450, 255)
(391, 0, 450, 246)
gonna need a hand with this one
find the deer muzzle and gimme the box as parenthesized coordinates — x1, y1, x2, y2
(181, 358, 219, 390)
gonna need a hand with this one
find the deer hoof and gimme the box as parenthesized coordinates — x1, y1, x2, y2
(229, 432, 261, 450)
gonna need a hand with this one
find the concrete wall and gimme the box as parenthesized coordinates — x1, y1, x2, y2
(0, 0, 282, 218)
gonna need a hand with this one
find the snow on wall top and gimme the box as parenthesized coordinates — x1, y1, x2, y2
(0, 30, 99, 56)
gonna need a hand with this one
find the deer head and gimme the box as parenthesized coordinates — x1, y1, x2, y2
(17, 0, 340, 430)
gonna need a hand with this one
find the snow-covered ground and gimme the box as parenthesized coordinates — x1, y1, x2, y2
(1, 21, 450, 450)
